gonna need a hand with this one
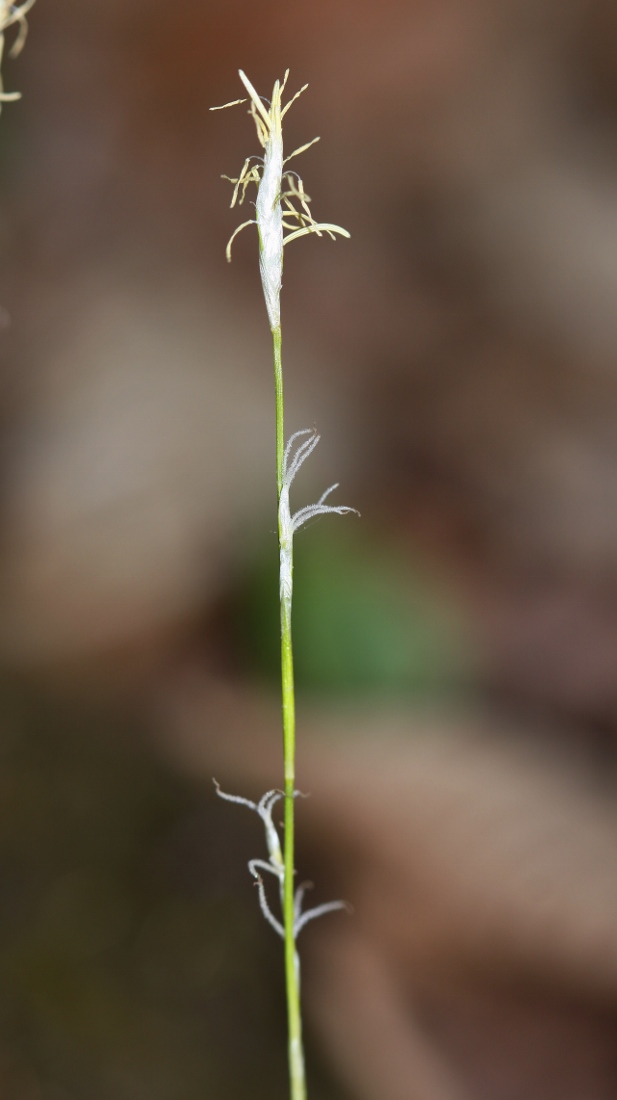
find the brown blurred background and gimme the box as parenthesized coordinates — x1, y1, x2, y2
(2, 0, 617, 1097)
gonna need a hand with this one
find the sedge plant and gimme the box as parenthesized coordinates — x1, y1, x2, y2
(211, 71, 355, 1100)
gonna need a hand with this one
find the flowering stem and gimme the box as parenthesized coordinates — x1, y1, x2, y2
(273, 323, 306, 1100)
(214, 70, 351, 1100)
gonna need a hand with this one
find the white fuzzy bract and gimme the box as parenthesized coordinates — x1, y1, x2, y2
(279, 429, 358, 604)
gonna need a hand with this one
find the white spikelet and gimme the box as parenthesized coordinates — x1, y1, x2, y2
(211, 70, 350, 331)
(239, 70, 284, 330)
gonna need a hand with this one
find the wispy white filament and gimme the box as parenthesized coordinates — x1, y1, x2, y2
(214, 781, 347, 943)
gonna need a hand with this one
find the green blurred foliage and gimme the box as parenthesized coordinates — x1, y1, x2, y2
(236, 524, 477, 703)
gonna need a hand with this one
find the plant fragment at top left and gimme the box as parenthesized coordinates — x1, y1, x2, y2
(0, 0, 36, 112)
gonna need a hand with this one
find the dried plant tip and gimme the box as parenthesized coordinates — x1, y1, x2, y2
(210, 97, 247, 111)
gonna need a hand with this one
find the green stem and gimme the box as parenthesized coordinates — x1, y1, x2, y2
(273, 324, 306, 1100)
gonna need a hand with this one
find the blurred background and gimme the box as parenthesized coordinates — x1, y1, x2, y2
(2, 0, 617, 1096)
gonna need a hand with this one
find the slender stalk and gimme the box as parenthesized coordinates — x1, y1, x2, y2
(274, 326, 285, 496)
(273, 323, 306, 1100)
